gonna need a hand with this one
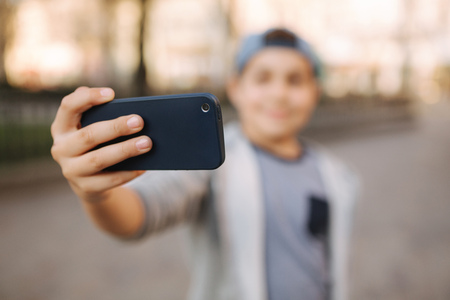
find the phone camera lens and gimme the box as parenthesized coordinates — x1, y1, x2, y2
(201, 103, 210, 113)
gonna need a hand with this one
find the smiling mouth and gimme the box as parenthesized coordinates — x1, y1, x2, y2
(266, 110, 290, 119)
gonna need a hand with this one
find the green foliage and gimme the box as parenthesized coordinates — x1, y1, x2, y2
(0, 122, 52, 166)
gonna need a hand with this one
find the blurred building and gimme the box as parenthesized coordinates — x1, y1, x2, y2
(2, 0, 450, 103)
(146, 0, 229, 93)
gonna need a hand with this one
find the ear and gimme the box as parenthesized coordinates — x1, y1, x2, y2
(226, 76, 240, 108)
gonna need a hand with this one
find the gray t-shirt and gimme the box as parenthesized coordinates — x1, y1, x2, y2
(253, 143, 329, 300)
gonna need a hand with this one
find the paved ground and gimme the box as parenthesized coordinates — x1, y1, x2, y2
(0, 101, 449, 300)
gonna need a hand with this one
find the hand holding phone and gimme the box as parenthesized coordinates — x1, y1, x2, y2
(81, 93, 225, 170)
(51, 87, 153, 203)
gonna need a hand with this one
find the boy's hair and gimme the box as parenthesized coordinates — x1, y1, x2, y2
(235, 28, 321, 78)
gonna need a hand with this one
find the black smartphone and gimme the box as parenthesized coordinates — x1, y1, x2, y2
(81, 93, 225, 170)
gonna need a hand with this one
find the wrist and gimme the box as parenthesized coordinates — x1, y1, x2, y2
(77, 189, 111, 205)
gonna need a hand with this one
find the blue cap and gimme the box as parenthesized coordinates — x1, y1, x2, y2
(235, 28, 321, 78)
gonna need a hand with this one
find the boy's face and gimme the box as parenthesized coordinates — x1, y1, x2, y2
(229, 47, 319, 143)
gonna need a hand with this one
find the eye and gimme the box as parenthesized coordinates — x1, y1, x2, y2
(253, 70, 271, 85)
(288, 73, 304, 86)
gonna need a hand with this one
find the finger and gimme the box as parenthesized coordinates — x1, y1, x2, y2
(75, 170, 146, 195)
(64, 114, 145, 157)
(71, 136, 152, 175)
(51, 87, 115, 136)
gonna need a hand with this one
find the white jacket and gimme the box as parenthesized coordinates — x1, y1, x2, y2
(128, 122, 359, 300)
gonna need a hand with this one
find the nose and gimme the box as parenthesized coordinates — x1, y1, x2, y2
(269, 78, 289, 104)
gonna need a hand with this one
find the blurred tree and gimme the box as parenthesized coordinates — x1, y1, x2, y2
(100, 0, 117, 89)
(0, 0, 12, 87)
(399, 0, 412, 98)
(136, 0, 149, 96)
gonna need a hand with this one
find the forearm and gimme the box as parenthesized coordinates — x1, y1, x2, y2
(126, 170, 211, 234)
(80, 186, 145, 238)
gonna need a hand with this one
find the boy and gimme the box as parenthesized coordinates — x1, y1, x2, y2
(51, 28, 359, 300)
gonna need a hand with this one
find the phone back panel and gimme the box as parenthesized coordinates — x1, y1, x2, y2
(81, 93, 225, 170)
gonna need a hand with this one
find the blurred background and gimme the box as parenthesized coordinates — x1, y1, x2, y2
(0, 0, 449, 299)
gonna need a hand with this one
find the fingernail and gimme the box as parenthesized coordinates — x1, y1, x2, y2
(100, 88, 113, 98)
(136, 138, 150, 150)
(127, 116, 140, 129)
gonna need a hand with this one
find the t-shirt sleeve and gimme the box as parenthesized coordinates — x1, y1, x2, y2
(124, 170, 211, 238)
